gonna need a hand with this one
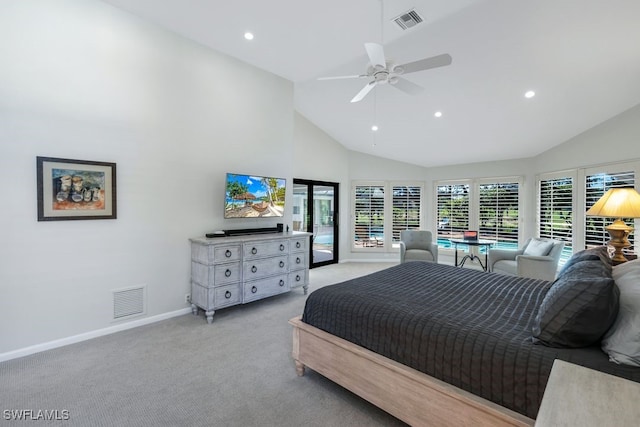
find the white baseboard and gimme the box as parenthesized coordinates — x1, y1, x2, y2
(0, 308, 192, 363)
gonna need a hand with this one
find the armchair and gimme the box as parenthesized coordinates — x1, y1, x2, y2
(400, 230, 438, 263)
(488, 238, 565, 282)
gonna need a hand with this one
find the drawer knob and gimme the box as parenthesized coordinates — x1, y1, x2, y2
(279, 261, 285, 268)
(279, 279, 285, 287)
(296, 241, 301, 248)
(225, 269, 232, 277)
(225, 249, 232, 258)
(296, 257, 301, 264)
(225, 290, 232, 299)
(280, 244, 285, 251)
(251, 265, 257, 273)
(251, 286, 257, 294)
(296, 275, 301, 282)
(251, 247, 257, 255)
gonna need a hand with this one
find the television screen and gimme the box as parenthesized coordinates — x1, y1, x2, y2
(225, 173, 286, 218)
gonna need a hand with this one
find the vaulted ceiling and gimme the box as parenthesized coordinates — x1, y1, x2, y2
(102, 0, 640, 167)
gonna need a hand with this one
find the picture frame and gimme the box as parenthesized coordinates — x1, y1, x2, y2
(37, 156, 117, 221)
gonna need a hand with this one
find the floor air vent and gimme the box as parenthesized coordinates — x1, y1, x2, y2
(113, 286, 146, 320)
(393, 9, 424, 30)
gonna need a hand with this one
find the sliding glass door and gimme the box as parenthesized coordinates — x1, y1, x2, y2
(292, 179, 339, 267)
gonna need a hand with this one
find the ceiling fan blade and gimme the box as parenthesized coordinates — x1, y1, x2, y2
(364, 42, 386, 68)
(318, 74, 367, 81)
(391, 77, 424, 95)
(350, 81, 377, 103)
(399, 53, 452, 74)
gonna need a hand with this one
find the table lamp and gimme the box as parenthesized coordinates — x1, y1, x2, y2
(585, 187, 640, 263)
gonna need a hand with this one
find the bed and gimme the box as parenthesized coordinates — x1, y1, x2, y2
(290, 256, 640, 426)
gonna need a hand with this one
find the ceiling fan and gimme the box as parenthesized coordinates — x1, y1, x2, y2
(318, 43, 452, 103)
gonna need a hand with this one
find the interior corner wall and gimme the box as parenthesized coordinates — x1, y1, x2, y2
(339, 103, 640, 264)
(532, 103, 640, 173)
(426, 157, 536, 239)
(292, 112, 351, 261)
(524, 103, 640, 240)
(0, 0, 294, 355)
(346, 151, 431, 262)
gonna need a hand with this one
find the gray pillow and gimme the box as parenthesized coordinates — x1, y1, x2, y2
(559, 246, 612, 275)
(524, 238, 554, 256)
(532, 257, 619, 348)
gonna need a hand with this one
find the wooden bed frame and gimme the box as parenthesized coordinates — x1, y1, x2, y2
(290, 316, 534, 426)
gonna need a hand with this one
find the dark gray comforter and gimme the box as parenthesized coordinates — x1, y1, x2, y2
(301, 262, 640, 419)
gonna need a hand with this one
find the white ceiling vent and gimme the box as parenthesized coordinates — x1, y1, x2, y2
(113, 285, 146, 320)
(393, 9, 424, 30)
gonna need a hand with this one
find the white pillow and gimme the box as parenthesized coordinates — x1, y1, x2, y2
(524, 238, 554, 256)
(602, 259, 640, 366)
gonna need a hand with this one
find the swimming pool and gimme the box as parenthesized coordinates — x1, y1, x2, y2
(314, 234, 334, 245)
(437, 238, 518, 252)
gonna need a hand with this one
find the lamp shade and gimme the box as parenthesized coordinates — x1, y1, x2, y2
(585, 188, 640, 218)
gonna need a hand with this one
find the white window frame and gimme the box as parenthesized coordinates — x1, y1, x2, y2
(351, 181, 424, 252)
(391, 182, 424, 249)
(475, 177, 522, 247)
(580, 161, 640, 252)
(537, 170, 577, 266)
(434, 177, 523, 252)
(434, 180, 471, 248)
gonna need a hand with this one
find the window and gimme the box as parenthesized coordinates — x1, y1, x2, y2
(478, 181, 519, 248)
(392, 185, 422, 243)
(353, 184, 385, 248)
(585, 169, 635, 250)
(352, 182, 423, 250)
(538, 174, 574, 264)
(436, 183, 470, 243)
(436, 178, 522, 251)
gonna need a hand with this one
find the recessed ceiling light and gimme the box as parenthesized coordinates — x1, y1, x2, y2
(371, 125, 379, 132)
(434, 111, 443, 118)
(525, 90, 535, 98)
(244, 32, 254, 40)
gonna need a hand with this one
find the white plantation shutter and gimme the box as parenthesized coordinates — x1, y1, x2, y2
(478, 182, 519, 245)
(353, 184, 385, 248)
(585, 170, 635, 249)
(392, 185, 422, 242)
(539, 176, 573, 264)
(436, 183, 470, 244)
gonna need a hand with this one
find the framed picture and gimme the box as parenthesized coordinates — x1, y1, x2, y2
(37, 156, 117, 221)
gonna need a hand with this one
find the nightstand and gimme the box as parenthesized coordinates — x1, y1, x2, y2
(535, 360, 640, 426)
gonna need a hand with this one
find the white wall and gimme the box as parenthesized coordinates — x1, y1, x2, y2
(2, 0, 639, 358)
(0, 0, 294, 355)
(533, 104, 640, 174)
(340, 104, 640, 263)
(292, 112, 351, 260)
(346, 151, 428, 261)
(526, 103, 640, 238)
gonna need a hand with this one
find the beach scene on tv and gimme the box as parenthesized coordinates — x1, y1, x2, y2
(225, 174, 285, 218)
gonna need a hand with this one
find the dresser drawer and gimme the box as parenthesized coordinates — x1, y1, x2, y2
(243, 240, 289, 260)
(243, 255, 288, 279)
(290, 237, 308, 252)
(289, 270, 307, 289)
(191, 243, 241, 265)
(289, 252, 307, 271)
(243, 275, 289, 303)
(212, 283, 242, 309)
(213, 245, 241, 263)
(191, 261, 241, 287)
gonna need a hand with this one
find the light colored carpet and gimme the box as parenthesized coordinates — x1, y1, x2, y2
(0, 262, 407, 426)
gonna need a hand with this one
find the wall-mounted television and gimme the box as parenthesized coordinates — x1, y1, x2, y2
(225, 173, 286, 218)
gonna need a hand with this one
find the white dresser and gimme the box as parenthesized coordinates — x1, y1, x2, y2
(190, 231, 311, 323)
